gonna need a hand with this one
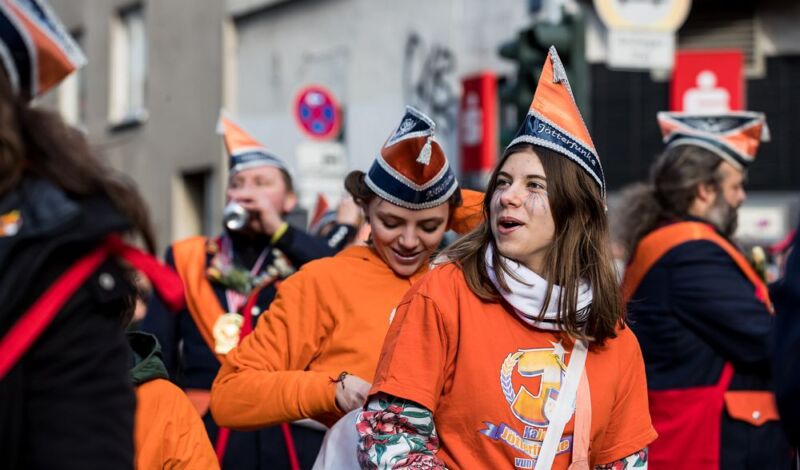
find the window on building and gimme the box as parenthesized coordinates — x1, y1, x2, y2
(58, 30, 87, 130)
(108, 4, 147, 126)
(173, 169, 215, 240)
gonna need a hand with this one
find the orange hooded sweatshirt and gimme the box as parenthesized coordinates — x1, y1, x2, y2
(210, 190, 483, 429)
(129, 332, 219, 470)
(135, 380, 220, 470)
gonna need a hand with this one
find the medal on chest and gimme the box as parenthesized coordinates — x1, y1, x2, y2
(206, 237, 295, 355)
(213, 312, 244, 354)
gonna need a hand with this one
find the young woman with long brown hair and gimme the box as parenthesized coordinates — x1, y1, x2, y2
(357, 48, 656, 470)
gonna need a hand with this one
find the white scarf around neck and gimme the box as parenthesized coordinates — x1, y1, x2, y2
(485, 244, 593, 331)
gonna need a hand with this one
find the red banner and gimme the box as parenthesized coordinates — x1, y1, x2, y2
(460, 73, 498, 174)
(671, 50, 744, 112)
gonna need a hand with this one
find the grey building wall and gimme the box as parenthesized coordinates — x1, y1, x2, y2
(44, 0, 227, 252)
(36, 0, 798, 249)
(231, 0, 532, 198)
(40, 0, 534, 247)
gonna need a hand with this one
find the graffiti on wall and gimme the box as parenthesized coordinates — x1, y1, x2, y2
(403, 32, 457, 132)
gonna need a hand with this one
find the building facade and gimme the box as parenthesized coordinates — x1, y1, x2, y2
(45, 0, 228, 251)
(43, 0, 799, 249)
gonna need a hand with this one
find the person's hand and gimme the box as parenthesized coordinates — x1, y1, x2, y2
(237, 194, 284, 236)
(336, 196, 362, 227)
(334, 373, 372, 413)
(132, 273, 151, 323)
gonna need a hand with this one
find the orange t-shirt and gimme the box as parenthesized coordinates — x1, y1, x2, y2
(371, 263, 657, 469)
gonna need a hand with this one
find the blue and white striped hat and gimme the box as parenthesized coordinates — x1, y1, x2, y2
(365, 106, 457, 210)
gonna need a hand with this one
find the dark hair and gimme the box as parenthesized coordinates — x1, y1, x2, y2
(612, 144, 725, 259)
(0, 70, 157, 252)
(442, 143, 622, 345)
(344, 169, 463, 212)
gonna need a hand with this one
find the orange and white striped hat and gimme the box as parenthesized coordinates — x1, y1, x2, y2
(507, 46, 605, 195)
(217, 110, 287, 175)
(364, 106, 458, 210)
(0, 0, 86, 100)
(657, 111, 769, 169)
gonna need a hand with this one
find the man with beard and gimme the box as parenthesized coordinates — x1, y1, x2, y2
(615, 112, 793, 470)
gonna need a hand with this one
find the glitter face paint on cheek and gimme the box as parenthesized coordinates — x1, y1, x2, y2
(490, 186, 506, 211)
(524, 191, 549, 215)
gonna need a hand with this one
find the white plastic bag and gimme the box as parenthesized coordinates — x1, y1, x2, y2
(312, 409, 361, 469)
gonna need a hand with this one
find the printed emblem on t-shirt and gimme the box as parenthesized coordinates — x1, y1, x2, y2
(480, 341, 573, 468)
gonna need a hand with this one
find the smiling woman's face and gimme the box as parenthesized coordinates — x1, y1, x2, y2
(367, 198, 450, 277)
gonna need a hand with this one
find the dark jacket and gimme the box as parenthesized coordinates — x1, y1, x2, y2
(628, 219, 792, 469)
(0, 178, 136, 470)
(772, 218, 800, 446)
(316, 222, 357, 253)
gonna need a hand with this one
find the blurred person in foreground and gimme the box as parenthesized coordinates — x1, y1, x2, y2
(356, 47, 655, 470)
(209, 106, 483, 466)
(617, 111, 793, 469)
(772, 218, 800, 446)
(141, 111, 353, 469)
(0, 1, 182, 468)
(128, 293, 219, 469)
(770, 228, 796, 278)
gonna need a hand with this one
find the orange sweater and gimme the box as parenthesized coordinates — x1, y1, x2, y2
(210, 246, 428, 429)
(210, 190, 484, 430)
(134, 379, 219, 470)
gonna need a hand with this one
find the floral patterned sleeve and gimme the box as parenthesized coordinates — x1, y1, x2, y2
(356, 393, 447, 469)
(595, 448, 648, 469)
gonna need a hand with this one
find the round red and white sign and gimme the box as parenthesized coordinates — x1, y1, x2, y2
(294, 85, 341, 140)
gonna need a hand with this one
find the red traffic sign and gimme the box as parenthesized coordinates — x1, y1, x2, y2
(293, 85, 341, 140)
(671, 50, 744, 113)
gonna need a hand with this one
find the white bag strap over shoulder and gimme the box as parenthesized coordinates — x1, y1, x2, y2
(534, 339, 589, 470)
(568, 369, 592, 470)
